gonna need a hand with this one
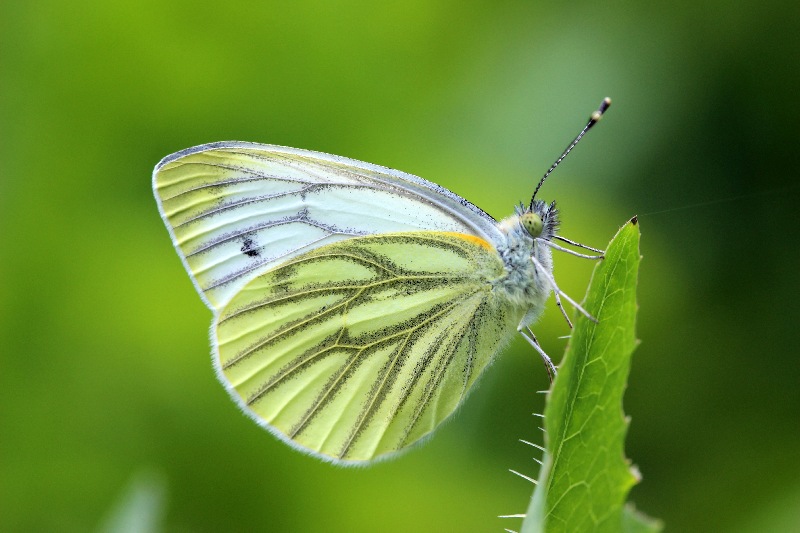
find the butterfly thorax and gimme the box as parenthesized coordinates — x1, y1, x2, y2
(493, 200, 558, 322)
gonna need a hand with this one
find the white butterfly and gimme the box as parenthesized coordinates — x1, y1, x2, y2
(153, 99, 610, 464)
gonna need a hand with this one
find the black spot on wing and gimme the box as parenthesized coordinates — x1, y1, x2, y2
(240, 237, 260, 257)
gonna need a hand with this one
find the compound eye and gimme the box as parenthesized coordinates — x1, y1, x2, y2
(520, 212, 543, 238)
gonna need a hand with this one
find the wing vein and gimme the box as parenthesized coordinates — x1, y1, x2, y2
(336, 297, 469, 458)
(398, 298, 483, 448)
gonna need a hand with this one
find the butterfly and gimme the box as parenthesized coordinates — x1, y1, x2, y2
(153, 98, 611, 464)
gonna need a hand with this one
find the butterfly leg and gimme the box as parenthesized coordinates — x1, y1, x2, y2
(538, 237, 604, 259)
(553, 292, 574, 329)
(519, 326, 557, 383)
(530, 255, 598, 323)
(552, 235, 605, 255)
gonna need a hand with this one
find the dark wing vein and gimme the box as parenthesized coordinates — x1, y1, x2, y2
(398, 298, 483, 449)
(173, 187, 315, 227)
(336, 298, 467, 458)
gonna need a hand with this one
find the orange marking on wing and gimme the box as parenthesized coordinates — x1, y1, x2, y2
(440, 232, 495, 251)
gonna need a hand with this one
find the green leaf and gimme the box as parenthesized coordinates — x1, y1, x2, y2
(522, 217, 658, 533)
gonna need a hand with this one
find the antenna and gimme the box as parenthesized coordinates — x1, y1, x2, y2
(530, 97, 611, 207)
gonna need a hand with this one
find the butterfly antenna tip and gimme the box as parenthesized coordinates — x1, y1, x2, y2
(530, 97, 612, 207)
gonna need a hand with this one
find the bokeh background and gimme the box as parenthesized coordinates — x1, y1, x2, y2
(2, 1, 799, 531)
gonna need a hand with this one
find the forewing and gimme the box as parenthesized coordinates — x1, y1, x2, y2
(213, 232, 522, 464)
(153, 142, 501, 311)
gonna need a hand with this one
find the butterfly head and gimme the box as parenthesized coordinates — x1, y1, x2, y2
(518, 200, 559, 242)
(519, 211, 543, 238)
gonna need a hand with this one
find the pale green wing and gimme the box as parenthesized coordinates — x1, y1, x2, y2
(153, 142, 501, 311)
(213, 232, 523, 464)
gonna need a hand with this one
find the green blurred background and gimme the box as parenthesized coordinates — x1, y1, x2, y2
(2, 1, 799, 531)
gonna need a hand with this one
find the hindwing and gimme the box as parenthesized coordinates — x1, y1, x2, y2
(213, 232, 522, 463)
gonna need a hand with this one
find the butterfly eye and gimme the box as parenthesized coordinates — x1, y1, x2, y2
(520, 212, 544, 238)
